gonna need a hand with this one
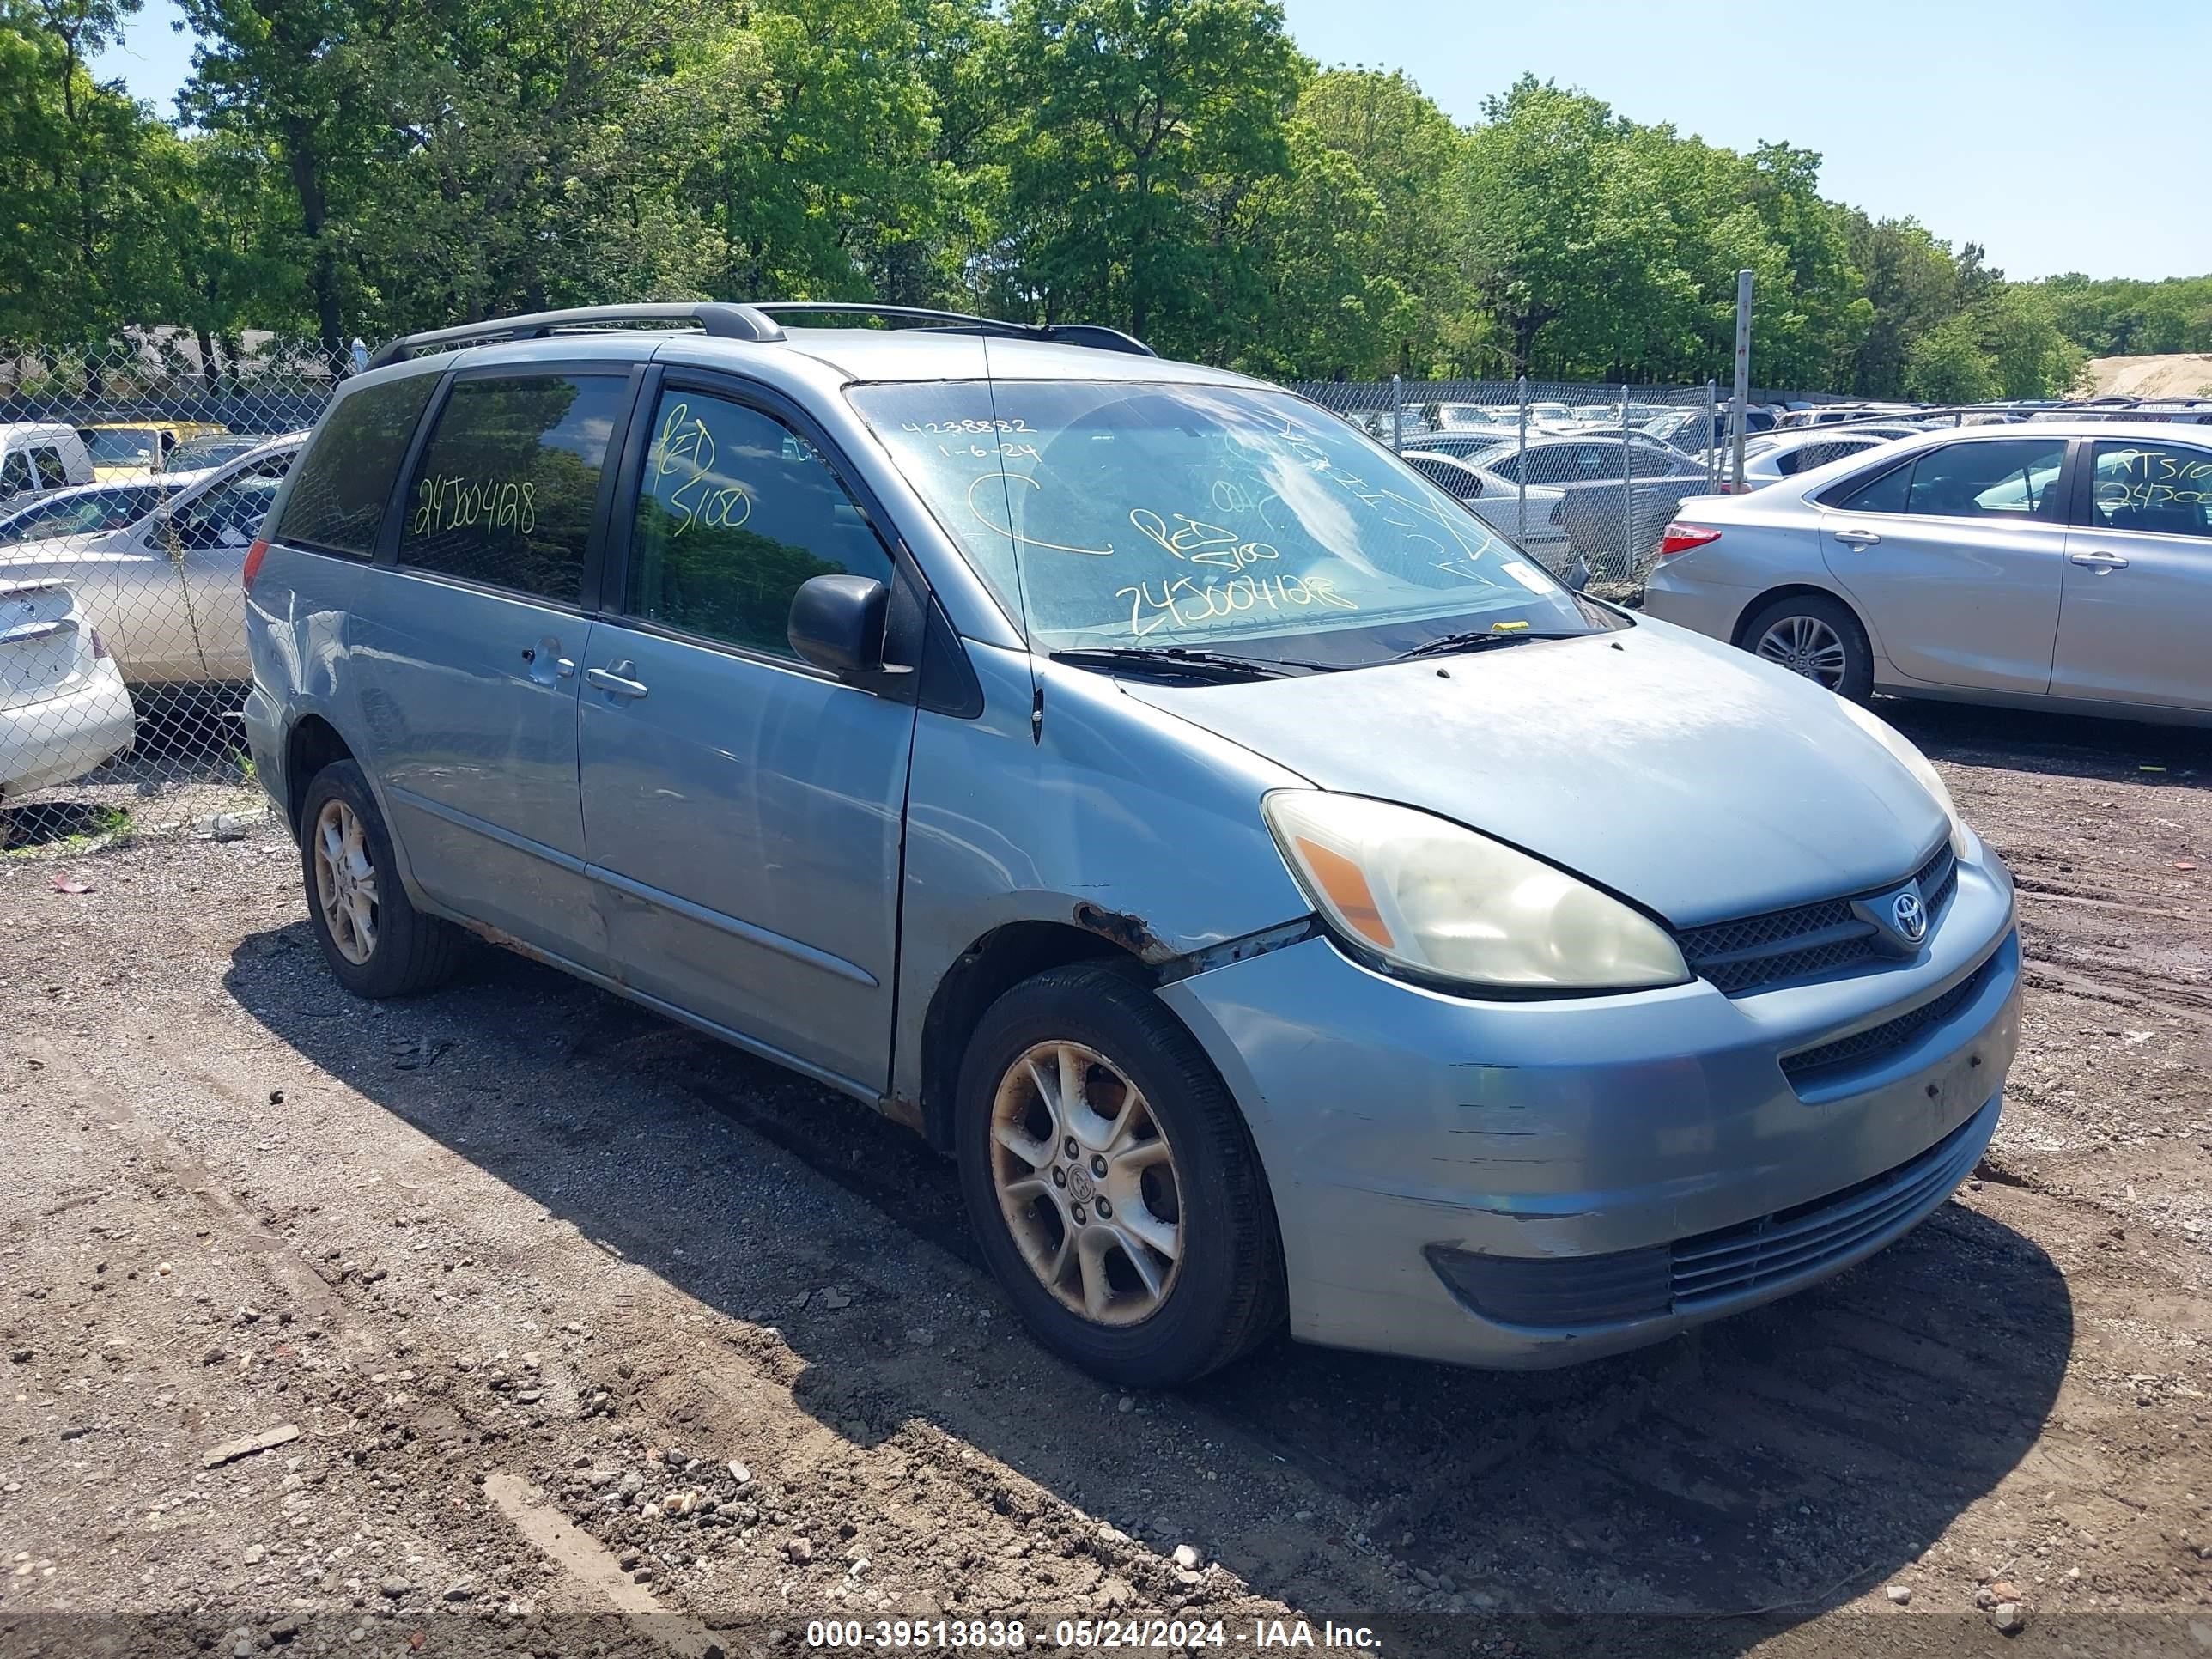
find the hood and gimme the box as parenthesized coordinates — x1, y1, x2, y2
(1117, 619, 1948, 927)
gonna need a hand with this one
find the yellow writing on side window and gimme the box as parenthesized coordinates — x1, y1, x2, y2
(652, 401, 752, 535)
(413, 474, 537, 538)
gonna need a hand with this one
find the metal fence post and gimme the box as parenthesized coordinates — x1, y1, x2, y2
(1390, 374, 1404, 453)
(1620, 383, 1632, 582)
(1516, 375, 1528, 548)
(1706, 379, 1718, 495)
(1731, 269, 1753, 492)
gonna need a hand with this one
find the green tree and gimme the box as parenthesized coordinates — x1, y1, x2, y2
(1902, 310, 1994, 403)
(1293, 68, 1468, 374)
(999, 0, 1304, 355)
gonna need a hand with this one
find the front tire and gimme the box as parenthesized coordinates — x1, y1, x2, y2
(1741, 592, 1873, 702)
(955, 963, 1285, 1388)
(298, 759, 462, 998)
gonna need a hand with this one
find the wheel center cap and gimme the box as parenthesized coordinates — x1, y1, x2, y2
(1066, 1166, 1096, 1204)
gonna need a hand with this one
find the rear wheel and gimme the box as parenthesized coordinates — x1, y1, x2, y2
(955, 963, 1284, 1387)
(299, 760, 461, 997)
(1741, 592, 1872, 702)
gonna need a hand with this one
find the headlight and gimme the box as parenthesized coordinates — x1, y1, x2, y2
(1838, 700, 1971, 858)
(1261, 792, 1689, 992)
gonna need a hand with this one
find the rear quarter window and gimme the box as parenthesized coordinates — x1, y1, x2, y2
(276, 373, 440, 557)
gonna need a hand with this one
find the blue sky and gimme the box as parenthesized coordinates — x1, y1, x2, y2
(94, 0, 2212, 283)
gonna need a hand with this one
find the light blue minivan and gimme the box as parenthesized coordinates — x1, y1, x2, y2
(242, 303, 2021, 1386)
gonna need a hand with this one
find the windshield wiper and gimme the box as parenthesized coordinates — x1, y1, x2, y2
(1048, 646, 1300, 682)
(1391, 629, 1581, 662)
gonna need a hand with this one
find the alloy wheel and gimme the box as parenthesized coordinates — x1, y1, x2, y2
(312, 798, 380, 965)
(1754, 614, 1847, 690)
(988, 1040, 1183, 1327)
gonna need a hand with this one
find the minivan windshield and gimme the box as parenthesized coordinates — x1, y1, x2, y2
(851, 380, 1607, 665)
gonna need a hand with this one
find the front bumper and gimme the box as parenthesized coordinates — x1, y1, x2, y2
(1158, 841, 2021, 1369)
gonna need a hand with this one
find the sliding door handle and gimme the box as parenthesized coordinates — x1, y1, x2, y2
(585, 662, 650, 699)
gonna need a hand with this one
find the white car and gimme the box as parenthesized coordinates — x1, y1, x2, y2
(0, 577, 135, 799)
(0, 433, 305, 684)
(0, 423, 95, 504)
(1705, 428, 1902, 492)
(1398, 450, 1576, 570)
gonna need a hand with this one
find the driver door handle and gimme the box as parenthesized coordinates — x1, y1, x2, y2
(1832, 527, 1881, 547)
(586, 661, 650, 699)
(2069, 550, 2129, 571)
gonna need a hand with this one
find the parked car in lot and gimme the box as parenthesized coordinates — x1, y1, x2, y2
(0, 434, 304, 684)
(0, 577, 135, 799)
(0, 423, 94, 502)
(243, 301, 2021, 1387)
(163, 431, 283, 473)
(1648, 420, 2211, 721)
(1397, 450, 1577, 571)
(77, 420, 228, 482)
(1708, 428, 1899, 491)
(0, 480, 190, 547)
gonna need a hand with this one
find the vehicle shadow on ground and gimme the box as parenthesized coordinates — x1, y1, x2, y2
(1885, 695, 2212, 789)
(225, 927, 2073, 1650)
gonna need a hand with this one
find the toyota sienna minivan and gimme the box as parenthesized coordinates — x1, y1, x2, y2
(241, 302, 2021, 1386)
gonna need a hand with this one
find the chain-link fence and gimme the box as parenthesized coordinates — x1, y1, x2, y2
(2, 336, 1745, 848)
(1290, 377, 1726, 592)
(0, 335, 347, 849)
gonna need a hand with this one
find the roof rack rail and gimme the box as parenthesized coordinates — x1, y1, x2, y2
(367, 298, 1158, 370)
(747, 301, 1156, 357)
(368, 302, 787, 369)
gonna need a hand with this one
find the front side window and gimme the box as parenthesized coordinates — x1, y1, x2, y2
(30, 447, 67, 488)
(277, 374, 440, 557)
(1905, 439, 2068, 520)
(850, 379, 1607, 665)
(398, 374, 626, 602)
(2088, 441, 2212, 538)
(626, 389, 895, 658)
(0, 452, 30, 498)
(173, 458, 295, 549)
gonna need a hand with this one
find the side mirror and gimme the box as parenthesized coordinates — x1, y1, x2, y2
(788, 574, 888, 677)
(1566, 555, 1594, 593)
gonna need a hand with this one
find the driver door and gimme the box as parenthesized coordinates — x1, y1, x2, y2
(156, 453, 295, 678)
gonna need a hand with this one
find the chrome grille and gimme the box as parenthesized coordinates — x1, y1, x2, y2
(1670, 1101, 1990, 1308)
(1677, 842, 1958, 995)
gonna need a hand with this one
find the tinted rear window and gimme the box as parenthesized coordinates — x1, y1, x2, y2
(396, 374, 626, 603)
(276, 374, 439, 556)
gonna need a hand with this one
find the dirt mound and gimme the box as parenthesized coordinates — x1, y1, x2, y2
(2075, 352, 2212, 399)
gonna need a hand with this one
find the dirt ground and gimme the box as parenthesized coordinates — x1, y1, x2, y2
(2, 698, 2208, 1659)
(2073, 354, 2212, 402)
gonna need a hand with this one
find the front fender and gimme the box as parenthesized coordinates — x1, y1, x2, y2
(891, 641, 1315, 1104)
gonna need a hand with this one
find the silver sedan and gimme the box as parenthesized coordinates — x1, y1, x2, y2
(0, 433, 305, 684)
(1645, 419, 2212, 722)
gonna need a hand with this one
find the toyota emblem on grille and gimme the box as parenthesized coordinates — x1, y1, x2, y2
(1891, 890, 1928, 944)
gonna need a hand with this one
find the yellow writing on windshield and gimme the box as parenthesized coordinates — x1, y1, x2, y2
(1117, 571, 1358, 637)
(652, 402, 753, 534)
(1128, 508, 1280, 570)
